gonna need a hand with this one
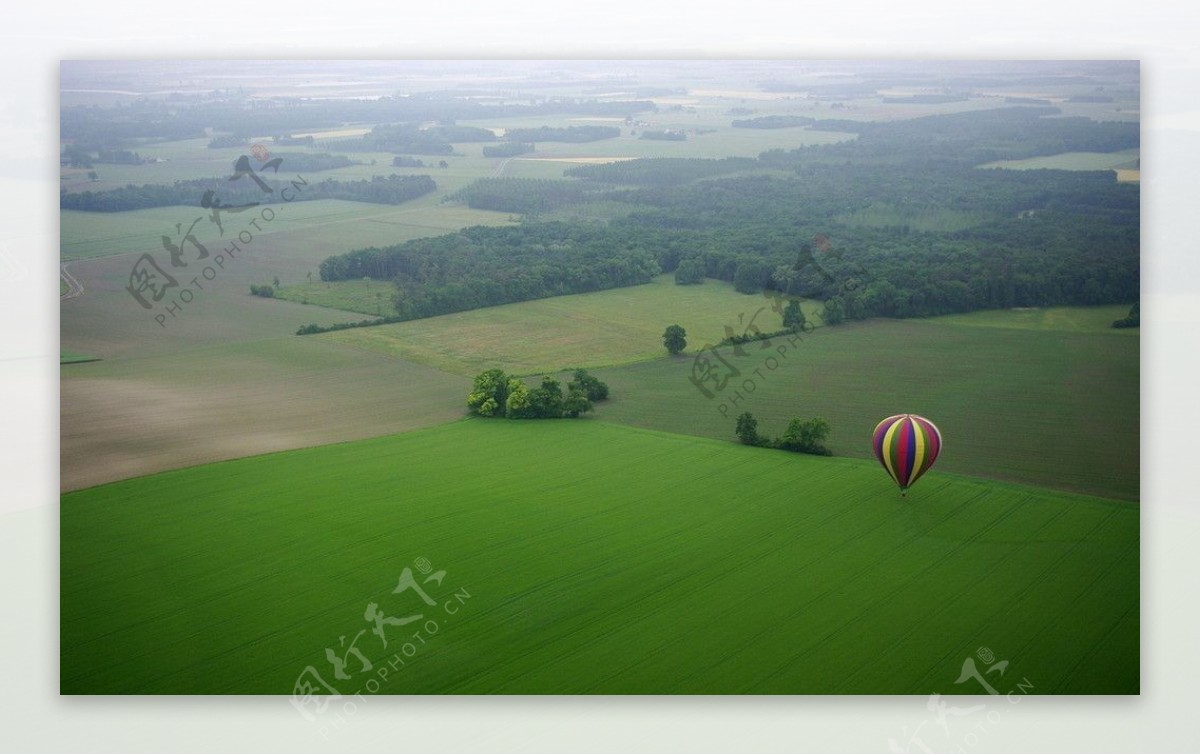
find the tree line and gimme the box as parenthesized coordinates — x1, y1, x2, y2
(449, 178, 600, 215)
(61, 174, 435, 212)
(735, 412, 832, 456)
(302, 222, 662, 331)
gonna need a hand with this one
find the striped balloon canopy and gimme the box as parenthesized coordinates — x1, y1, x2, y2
(872, 414, 943, 495)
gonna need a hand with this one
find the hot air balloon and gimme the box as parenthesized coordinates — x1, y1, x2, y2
(872, 414, 943, 495)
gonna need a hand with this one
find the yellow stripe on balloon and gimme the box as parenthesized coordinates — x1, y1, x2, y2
(911, 417, 926, 483)
(881, 419, 901, 486)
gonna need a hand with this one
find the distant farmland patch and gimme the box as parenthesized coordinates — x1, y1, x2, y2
(980, 150, 1140, 172)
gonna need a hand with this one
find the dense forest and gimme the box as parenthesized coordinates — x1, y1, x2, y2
(61, 173, 435, 211)
(449, 178, 599, 215)
(308, 107, 1138, 331)
(305, 222, 662, 329)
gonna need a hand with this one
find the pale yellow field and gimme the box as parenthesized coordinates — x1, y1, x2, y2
(287, 127, 374, 139)
(1117, 169, 1141, 182)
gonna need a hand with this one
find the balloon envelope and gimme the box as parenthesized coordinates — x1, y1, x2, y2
(872, 414, 943, 493)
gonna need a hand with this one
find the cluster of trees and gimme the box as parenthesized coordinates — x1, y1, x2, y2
(207, 135, 245, 149)
(258, 152, 354, 172)
(249, 284, 275, 298)
(450, 178, 599, 215)
(96, 149, 146, 165)
(466, 368, 609, 419)
(482, 142, 534, 158)
(60, 145, 94, 168)
(327, 123, 491, 155)
(61, 174, 435, 212)
(502, 125, 620, 143)
(61, 145, 145, 168)
(735, 412, 832, 456)
(730, 115, 815, 129)
(391, 156, 426, 167)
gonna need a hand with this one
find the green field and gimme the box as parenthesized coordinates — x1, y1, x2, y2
(588, 317, 1138, 500)
(60, 419, 1138, 695)
(316, 275, 825, 375)
(306, 279, 1137, 499)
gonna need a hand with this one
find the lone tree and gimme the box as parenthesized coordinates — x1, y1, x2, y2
(663, 324, 687, 355)
(735, 412, 762, 446)
(782, 299, 806, 331)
